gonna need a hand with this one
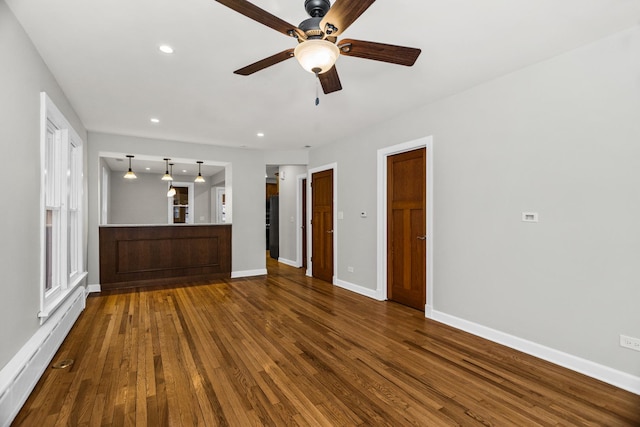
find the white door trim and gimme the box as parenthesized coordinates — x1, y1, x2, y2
(307, 163, 337, 281)
(377, 136, 434, 317)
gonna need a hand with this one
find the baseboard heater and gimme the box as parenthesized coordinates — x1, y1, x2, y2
(0, 286, 86, 426)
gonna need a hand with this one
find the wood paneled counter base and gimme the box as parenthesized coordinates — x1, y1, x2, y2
(99, 224, 231, 290)
(14, 257, 640, 425)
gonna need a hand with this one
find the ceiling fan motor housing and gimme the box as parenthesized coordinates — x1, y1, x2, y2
(304, 0, 330, 18)
(298, 17, 324, 39)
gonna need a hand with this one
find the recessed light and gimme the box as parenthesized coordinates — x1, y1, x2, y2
(159, 44, 174, 54)
(150, 118, 160, 124)
(257, 132, 265, 137)
(145, 167, 151, 171)
(182, 169, 187, 173)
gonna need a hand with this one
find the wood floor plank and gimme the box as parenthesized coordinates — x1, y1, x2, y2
(12, 256, 640, 426)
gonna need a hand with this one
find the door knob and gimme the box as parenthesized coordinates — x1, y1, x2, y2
(327, 230, 334, 234)
(416, 235, 427, 240)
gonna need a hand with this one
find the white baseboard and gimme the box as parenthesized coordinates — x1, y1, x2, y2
(425, 304, 434, 318)
(334, 278, 385, 301)
(278, 258, 299, 268)
(430, 310, 640, 395)
(231, 269, 268, 278)
(86, 284, 101, 293)
(0, 286, 86, 427)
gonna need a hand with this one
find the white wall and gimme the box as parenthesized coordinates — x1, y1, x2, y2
(278, 165, 307, 265)
(0, 1, 87, 368)
(309, 26, 640, 378)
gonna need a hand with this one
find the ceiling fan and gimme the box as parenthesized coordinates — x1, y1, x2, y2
(215, 0, 421, 95)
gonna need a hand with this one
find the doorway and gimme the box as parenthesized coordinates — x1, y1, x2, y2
(387, 148, 426, 310)
(377, 137, 434, 314)
(311, 168, 334, 283)
(167, 182, 194, 224)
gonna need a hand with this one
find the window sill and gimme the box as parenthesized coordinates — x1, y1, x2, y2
(38, 271, 87, 323)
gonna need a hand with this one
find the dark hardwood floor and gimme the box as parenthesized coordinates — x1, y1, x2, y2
(13, 257, 640, 426)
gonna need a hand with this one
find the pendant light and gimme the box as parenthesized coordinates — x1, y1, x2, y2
(162, 158, 173, 181)
(167, 163, 176, 197)
(194, 161, 205, 183)
(123, 155, 137, 179)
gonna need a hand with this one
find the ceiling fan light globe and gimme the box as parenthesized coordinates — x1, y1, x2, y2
(294, 39, 339, 74)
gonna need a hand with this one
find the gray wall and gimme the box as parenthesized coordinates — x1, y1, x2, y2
(278, 165, 307, 265)
(108, 171, 212, 224)
(109, 171, 212, 224)
(109, 171, 172, 224)
(0, 1, 87, 369)
(193, 180, 211, 223)
(309, 26, 640, 376)
(210, 169, 225, 186)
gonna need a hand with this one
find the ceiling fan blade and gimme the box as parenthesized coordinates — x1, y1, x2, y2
(234, 49, 295, 75)
(338, 39, 421, 66)
(319, 0, 376, 37)
(215, 0, 304, 39)
(318, 66, 342, 94)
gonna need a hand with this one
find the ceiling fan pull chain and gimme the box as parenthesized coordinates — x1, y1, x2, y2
(314, 69, 320, 106)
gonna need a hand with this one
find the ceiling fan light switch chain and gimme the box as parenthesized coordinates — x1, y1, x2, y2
(315, 70, 321, 106)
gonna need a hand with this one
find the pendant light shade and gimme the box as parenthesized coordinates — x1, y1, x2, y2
(194, 161, 205, 183)
(124, 155, 137, 179)
(167, 163, 176, 197)
(162, 158, 173, 181)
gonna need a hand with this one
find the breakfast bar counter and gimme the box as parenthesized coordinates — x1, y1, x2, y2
(99, 224, 231, 290)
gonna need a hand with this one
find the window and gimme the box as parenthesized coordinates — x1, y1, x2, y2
(40, 93, 86, 320)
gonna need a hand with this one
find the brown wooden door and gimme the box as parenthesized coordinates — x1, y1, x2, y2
(302, 178, 307, 269)
(312, 170, 333, 282)
(387, 148, 426, 310)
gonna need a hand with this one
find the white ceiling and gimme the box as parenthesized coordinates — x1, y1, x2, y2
(7, 0, 640, 150)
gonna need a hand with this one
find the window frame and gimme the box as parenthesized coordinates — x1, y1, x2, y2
(39, 92, 86, 322)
